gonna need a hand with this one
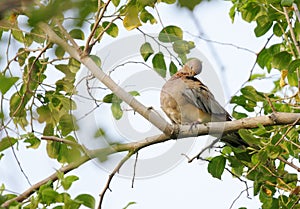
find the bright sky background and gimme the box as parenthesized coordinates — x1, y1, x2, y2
(0, 0, 281, 208)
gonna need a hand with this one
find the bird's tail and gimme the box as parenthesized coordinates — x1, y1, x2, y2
(220, 132, 249, 148)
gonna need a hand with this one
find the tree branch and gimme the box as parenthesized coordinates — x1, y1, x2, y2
(1, 154, 91, 207)
(283, 6, 300, 55)
(2, 112, 300, 207)
(38, 22, 174, 136)
(98, 151, 134, 209)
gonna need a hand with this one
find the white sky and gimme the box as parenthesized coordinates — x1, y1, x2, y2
(0, 0, 281, 208)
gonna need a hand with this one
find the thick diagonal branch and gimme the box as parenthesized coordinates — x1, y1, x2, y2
(39, 22, 173, 136)
(2, 112, 300, 207)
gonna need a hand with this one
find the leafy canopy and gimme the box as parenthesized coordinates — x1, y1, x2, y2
(0, 0, 300, 209)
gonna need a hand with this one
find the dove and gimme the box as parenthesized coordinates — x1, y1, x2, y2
(160, 58, 248, 147)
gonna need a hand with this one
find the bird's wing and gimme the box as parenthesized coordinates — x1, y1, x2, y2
(182, 77, 231, 121)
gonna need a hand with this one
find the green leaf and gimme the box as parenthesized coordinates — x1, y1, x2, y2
(103, 93, 122, 103)
(69, 29, 85, 40)
(136, 0, 155, 6)
(68, 58, 81, 73)
(161, 0, 176, 3)
(140, 42, 154, 61)
(240, 2, 261, 22)
(254, 15, 273, 37)
(75, 194, 95, 209)
(111, 102, 123, 120)
(173, 40, 193, 54)
(24, 133, 41, 149)
(40, 187, 60, 205)
(283, 173, 298, 183)
(229, 5, 237, 22)
(177, 0, 202, 10)
(102, 22, 119, 38)
(43, 123, 54, 136)
(90, 55, 102, 68)
(249, 73, 265, 81)
(273, 22, 284, 37)
(55, 64, 76, 80)
(103, 93, 113, 103)
(94, 128, 105, 138)
(129, 91, 140, 96)
(152, 52, 167, 77)
(158, 25, 183, 43)
(230, 95, 246, 106)
(37, 105, 52, 123)
(93, 25, 104, 40)
(24, 33, 33, 47)
(123, 202, 137, 209)
(0, 74, 19, 95)
(252, 150, 268, 164)
(0, 137, 17, 152)
(59, 114, 78, 136)
(266, 145, 282, 159)
(112, 0, 121, 7)
(287, 72, 298, 86)
(10, 91, 29, 117)
(30, 27, 46, 43)
(55, 45, 65, 59)
(272, 51, 292, 70)
(240, 86, 265, 102)
(56, 79, 76, 94)
(47, 141, 60, 159)
(140, 9, 157, 24)
(17, 48, 29, 66)
(288, 59, 300, 73)
(169, 61, 177, 75)
(232, 110, 248, 119)
(12, 29, 24, 43)
(238, 129, 261, 145)
(257, 48, 272, 71)
(61, 175, 79, 190)
(281, 0, 294, 6)
(123, 5, 142, 30)
(207, 155, 226, 179)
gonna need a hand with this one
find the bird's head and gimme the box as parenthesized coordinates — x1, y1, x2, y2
(184, 58, 202, 75)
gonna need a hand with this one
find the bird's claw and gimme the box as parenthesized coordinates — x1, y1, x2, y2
(188, 121, 201, 132)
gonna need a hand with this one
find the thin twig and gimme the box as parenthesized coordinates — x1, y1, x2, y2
(265, 94, 277, 113)
(225, 167, 251, 198)
(40, 22, 174, 136)
(1, 154, 91, 207)
(108, 60, 153, 75)
(98, 151, 134, 209)
(41, 136, 85, 149)
(188, 137, 221, 163)
(229, 187, 253, 209)
(55, 18, 79, 50)
(90, 15, 119, 47)
(84, 0, 112, 55)
(293, 3, 300, 23)
(283, 6, 300, 55)
(3, 112, 300, 207)
(275, 117, 300, 146)
(278, 156, 300, 172)
(186, 31, 256, 54)
(131, 152, 139, 188)
(230, 34, 274, 99)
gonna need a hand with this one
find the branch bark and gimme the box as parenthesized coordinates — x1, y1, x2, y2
(39, 22, 174, 137)
(2, 112, 300, 207)
(15, 21, 297, 209)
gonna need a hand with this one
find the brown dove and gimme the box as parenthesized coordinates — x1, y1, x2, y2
(160, 58, 248, 147)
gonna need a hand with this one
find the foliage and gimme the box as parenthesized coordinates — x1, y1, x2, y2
(0, 0, 300, 208)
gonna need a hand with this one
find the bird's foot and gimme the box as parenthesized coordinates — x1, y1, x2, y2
(188, 121, 201, 132)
